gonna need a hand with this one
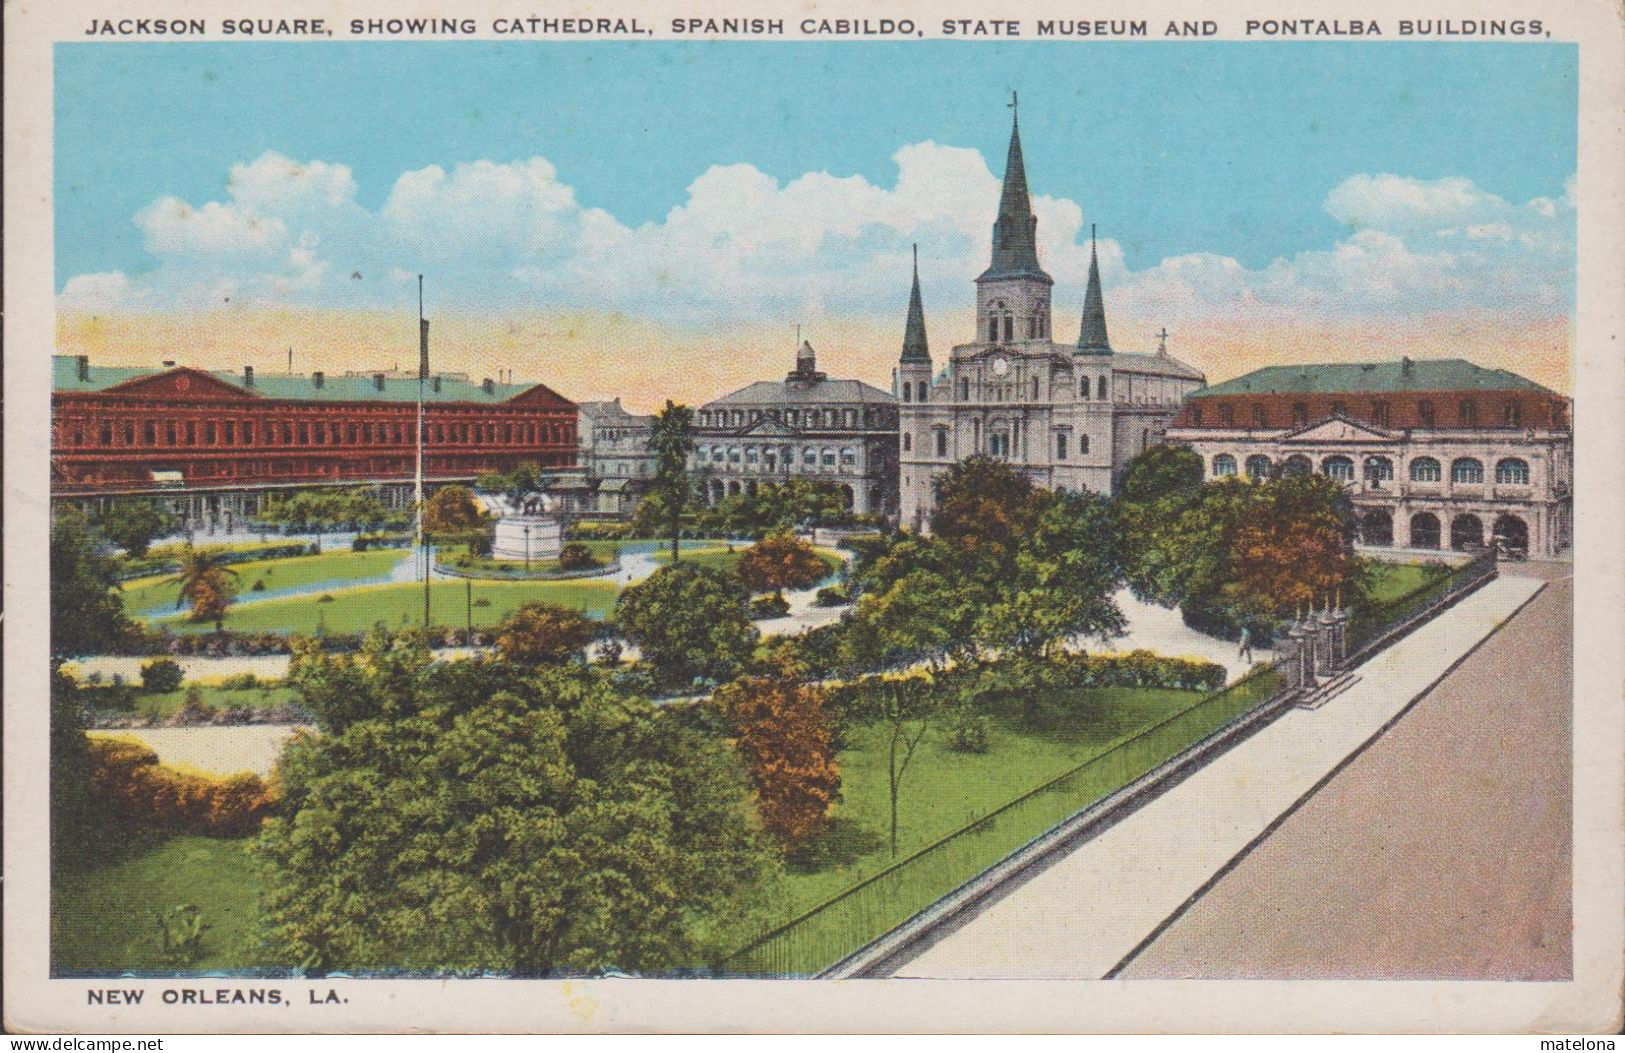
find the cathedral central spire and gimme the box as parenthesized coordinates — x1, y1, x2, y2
(979, 92, 1051, 284)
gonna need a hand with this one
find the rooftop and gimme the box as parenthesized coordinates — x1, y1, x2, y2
(52, 355, 557, 405)
(704, 376, 896, 408)
(1191, 359, 1560, 399)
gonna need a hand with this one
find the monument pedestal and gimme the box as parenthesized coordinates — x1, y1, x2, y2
(492, 514, 562, 563)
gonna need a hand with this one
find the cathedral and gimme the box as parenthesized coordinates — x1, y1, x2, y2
(895, 102, 1206, 530)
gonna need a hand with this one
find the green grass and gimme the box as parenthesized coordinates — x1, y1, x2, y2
(52, 835, 264, 975)
(1360, 560, 1444, 607)
(132, 683, 301, 718)
(722, 672, 1284, 974)
(121, 549, 406, 614)
(152, 577, 622, 635)
(652, 545, 844, 578)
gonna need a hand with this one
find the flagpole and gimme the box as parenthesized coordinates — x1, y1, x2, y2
(417, 275, 430, 630)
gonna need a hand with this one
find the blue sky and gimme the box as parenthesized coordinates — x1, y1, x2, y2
(56, 40, 1576, 289)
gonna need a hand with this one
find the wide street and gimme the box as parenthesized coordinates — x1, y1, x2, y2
(891, 566, 1561, 979)
(1118, 561, 1571, 980)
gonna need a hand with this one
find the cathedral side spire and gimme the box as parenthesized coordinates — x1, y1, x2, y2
(901, 244, 931, 363)
(978, 93, 1050, 284)
(1077, 224, 1113, 354)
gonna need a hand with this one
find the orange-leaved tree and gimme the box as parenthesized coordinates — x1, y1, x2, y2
(712, 674, 840, 853)
(494, 601, 595, 666)
(735, 532, 828, 601)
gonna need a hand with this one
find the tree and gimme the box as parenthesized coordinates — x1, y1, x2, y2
(50, 506, 132, 659)
(646, 401, 696, 562)
(613, 562, 758, 692)
(1117, 443, 1205, 505)
(849, 671, 938, 858)
(165, 546, 240, 631)
(735, 532, 828, 601)
(97, 498, 172, 557)
(259, 659, 769, 975)
(494, 602, 595, 666)
(712, 675, 840, 853)
(929, 456, 1046, 566)
(475, 462, 544, 505)
(423, 485, 490, 536)
(847, 534, 993, 669)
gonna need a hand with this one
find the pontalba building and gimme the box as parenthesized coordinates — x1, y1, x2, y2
(693, 340, 899, 515)
(896, 104, 1205, 529)
(51, 354, 577, 532)
(1166, 358, 1572, 558)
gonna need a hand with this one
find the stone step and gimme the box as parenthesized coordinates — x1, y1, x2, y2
(1295, 671, 1362, 710)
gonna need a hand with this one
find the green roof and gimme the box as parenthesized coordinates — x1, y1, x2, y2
(52, 355, 546, 404)
(1191, 359, 1558, 399)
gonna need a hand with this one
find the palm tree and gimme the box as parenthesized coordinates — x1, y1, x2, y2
(646, 401, 696, 563)
(165, 546, 240, 632)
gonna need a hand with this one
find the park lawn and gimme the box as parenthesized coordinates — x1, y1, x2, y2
(772, 686, 1201, 915)
(52, 835, 265, 975)
(652, 545, 844, 579)
(153, 577, 622, 635)
(1360, 560, 1442, 607)
(121, 549, 406, 615)
(133, 683, 301, 719)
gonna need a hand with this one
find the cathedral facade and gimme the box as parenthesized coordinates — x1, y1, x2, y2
(895, 106, 1205, 530)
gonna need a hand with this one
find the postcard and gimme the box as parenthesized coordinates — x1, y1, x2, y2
(4, 0, 1622, 1035)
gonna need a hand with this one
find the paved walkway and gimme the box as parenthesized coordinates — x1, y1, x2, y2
(1119, 563, 1571, 980)
(892, 572, 1547, 979)
(88, 724, 307, 777)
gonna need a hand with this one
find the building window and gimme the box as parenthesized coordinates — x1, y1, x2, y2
(935, 430, 948, 457)
(1292, 402, 1309, 426)
(1372, 402, 1391, 427)
(745, 447, 759, 464)
(1459, 399, 1478, 427)
(186, 422, 197, 445)
(1503, 401, 1522, 427)
(1364, 456, 1394, 483)
(1213, 454, 1238, 477)
(902, 383, 911, 403)
(141, 420, 155, 445)
(841, 447, 857, 467)
(1322, 455, 1355, 482)
(1495, 458, 1530, 485)
(989, 433, 1009, 458)
(166, 422, 177, 445)
(1253, 405, 1268, 428)
(1418, 400, 1436, 428)
(1028, 317, 1038, 339)
(1079, 434, 1089, 454)
(1098, 376, 1108, 400)
(206, 422, 218, 445)
(1218, 403, 1234, 426)
(1056, 432, 1069, 460)
(802, 447, 816, 466)
(1190, 404, 1202, 425)
(1245, 455, 1271, 480)
(1410, 457, 1442, 482)
(1080, 377, 1091, 400)
(918, 385, 927, 404)
(1451, 457, 1485, 484)
(821, 448, 836, 467)
(1003, 315, 1014, 342)
(988, 317, 999, 342)
(1282, 455, 1312, 477)
(1331, 401, 1347, 417)
(903, 433, 912, 452)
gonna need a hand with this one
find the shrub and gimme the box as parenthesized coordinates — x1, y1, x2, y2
(138, 658, 185, 694)
(944, 708, 991, 754)
(88, 736, 278, 836)
(749, 593, 791, 618)
(155, 904, 210, 966)
(221, 671, 262, 691)
(813, 583, 850, 607)
(557, 542, 603, 572)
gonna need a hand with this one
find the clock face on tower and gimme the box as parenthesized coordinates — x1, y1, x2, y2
(990, 355, 1011, 377)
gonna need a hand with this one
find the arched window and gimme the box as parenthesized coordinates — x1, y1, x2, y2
(1080, 377, 1091, 400)
(958, 377, 970, 400)
(1410, 457, 1442, 482)
(1245, 455, 1271, 481)
(1003, 315, 1014, 342)
(1363, 456, 1394, 483)
(1253, 405, 1269, 428)
(1097, 376, 1108, 400)
(902, 383, 912, 403)
(1282, 454, 1312, 477)
(1502, 401, 1522, 427)
(745, 447, 759, 464)
(1322, 455, 1355, 482)
(1459, 399, 1478, 427)
(841, 446, 857, 467)
(1292, 402, 1309, 426)
(1495, 457, 1530, 484)
(917, 384, 927, 404)
(821, 447, 836, 467)
(1213, 454, 1238, 477)
(903, 433, 912, 452)
(1032, 377, 1040, 400)
(728, 447, 742, 464)
(988, 317, 999, 342)
(1418, 400, 1436, 428)
(935, 430, 948, 457)
(802, 447, 817, 466)
(1451, 457, 1484, 484)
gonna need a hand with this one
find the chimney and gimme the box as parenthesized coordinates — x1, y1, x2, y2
(482, 377, 494, 394)
(374, 372, 386, 391)
(312, 371, 325, 389)
(244, 365, 255, 388)
(432, 375, 442, 394)
(76, 355, 90, 381)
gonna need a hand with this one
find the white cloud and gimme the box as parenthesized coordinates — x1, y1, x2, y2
(58, 152, 1574, 328)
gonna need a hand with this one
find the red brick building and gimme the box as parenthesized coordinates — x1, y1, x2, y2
(52, 355, 577, 532)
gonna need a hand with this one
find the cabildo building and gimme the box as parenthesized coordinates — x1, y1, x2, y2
(1165, 358, 1572, 558)
(51, 354, 578, 533)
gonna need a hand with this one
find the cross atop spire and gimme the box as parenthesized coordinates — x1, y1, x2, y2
(1156, 327, 1170, 354)
(901, 242, 931, 364)
(1077, 225, 1113, 354)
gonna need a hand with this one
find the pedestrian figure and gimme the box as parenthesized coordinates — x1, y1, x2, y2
(1238, 625, 1254, 663)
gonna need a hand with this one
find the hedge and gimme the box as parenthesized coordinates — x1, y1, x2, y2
(88, 736, 280, 837)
